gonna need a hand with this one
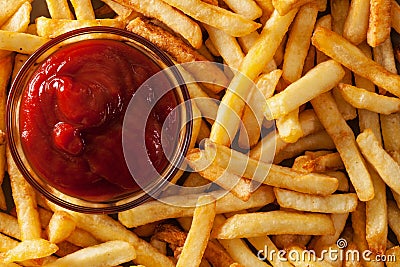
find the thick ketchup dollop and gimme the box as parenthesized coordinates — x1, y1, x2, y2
(20, 39, 178, 201)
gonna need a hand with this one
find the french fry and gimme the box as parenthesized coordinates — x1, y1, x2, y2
(215, 215, 269, 267)
(222, 0, 262, 20)
(36, 17, 124, 38)
(212, 210, 335, 239)
(176, 195, 216, 267)
(115, 0, 203, 49)
(386, 246, 400, 267)
(265, 60, 345, 120)
(3, 239, 58, 263)
(0, 1, 31, 33)
(45, 0, 74, 19)
(118, 186, 274, 228)
(46, 211, 76, 244)
(343, 0, 370, 44)
(204, 25, 244, 70)
(186, 149, 252, 201)
(330, 0, 350, 35)
(275, 188, 358, 213)
(238, 69, 281, 148)
(254, 0, 274, 24)
(381, 112, 400, 161)
(45, 203, 176, 267)
(247, 235, 293, 267)
(338, 83, 400, 114)
(0, 0, 28, 27)
(100, 0, 133, 20)
(153, 0, 260, 37)
(69, 0, 95, 20)
(127, 17, 228, 94)
(275, 109, 303, 143)
(365, 166, 387, 255)
(367, 0, 391, 47)
(312, 26, 400, 98)
(204, 139, 338, 195)
(387, 200, 400, 242)
(272, 0, 315, 15)
(355, 42, 383, 144)
(0, 212, 20, 240)
(42, 241, 136, 267)
(0, 30, 48, 54)
(392, 0, 400, 34)
(287, 245, 334, 267)
(282, 3, 318, 83)
(210, 8, 297, 146)
(357, 128, 400, 195)
(7, 149, 42, 240)
(0, 233, 18, 252)
(274, 130, 335, 163)
(311, 91, 374, 201)
(302, 152, 345, 172)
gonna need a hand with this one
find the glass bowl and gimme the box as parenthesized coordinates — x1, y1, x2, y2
(7, 26, 192, 213)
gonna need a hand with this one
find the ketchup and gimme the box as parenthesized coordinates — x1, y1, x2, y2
(19, 39, 179, 201)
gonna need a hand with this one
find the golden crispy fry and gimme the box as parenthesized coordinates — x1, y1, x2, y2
(186, 149, 252, 201)
(3, 239, 58, 263)
(367, 0, 391, 47)
(42, 241, 136, 267)
(381, 112, 400, 162)
(176, 195, 216, 267)
(0, 30, 49, 54)
(156, 0, 260, 37)
(212, 211, 335, 239)
(332, 68, 357, 121)
(69, 0, 95, 20)
(248, 235, 293, 267)
(54, 241, 80, 257)
(338, 83, 400, 114)
(222, 0, 262, 20)
(392, 0, 400, 33)
(365, 166, 387, 255)
(117, 0, 203, 48)
(127, 17, 228, 94)
(311, 91, 374, 201)
(254, 0, 274, 24)
(45, 0, 74, 19)
(46, 203, 175, 267)
(0, 212, 20, 240)
(47, 211, 76, 244)
(1, 2, 31, 32)
(343, 0, 369, 44)
(7, 149, 42, 240)
(204, 139, 338, 195)
(330, 0, 350, 34)
(355, 42, 383, 144)
(274, 131, 335, 163)
(210, 8, 297, 146)
(36, 17, 124, 38)
(272, 0, 315, 15)
(275, 188, 358, 213)
(204, 25, 244, 70)
(282, 3, 318, 83)
(312, 26, 400, 98)
(357, 128, 400, 195)
(238, 69, 281, 148)
(302, 152, 345, 172)
(276, 109, 303, 143)
(0, 0, 29, 27)
(120, 186, 274, 228)
(387, 200, 400, 242)
(266, 60, 344, 120)
(100, 0, 133, 19)
(0, 232, 18, 252)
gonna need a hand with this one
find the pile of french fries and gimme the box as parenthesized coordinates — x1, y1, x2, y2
(2, 0, 400, 266)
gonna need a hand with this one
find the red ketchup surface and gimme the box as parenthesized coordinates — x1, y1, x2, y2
(20, 39, 179, 201)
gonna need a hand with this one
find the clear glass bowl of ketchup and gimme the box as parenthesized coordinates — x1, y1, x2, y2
(7, 26, 192, 213)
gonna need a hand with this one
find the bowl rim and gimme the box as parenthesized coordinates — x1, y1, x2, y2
(6, 26, 193, 213)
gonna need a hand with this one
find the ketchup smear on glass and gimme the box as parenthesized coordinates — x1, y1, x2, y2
(19, 39, 179, 201)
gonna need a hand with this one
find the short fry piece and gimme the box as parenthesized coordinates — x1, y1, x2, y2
(176, 195, 216, 267)
(367, 0, 391, 47)
(312, 26, 400, 98)
(274, 188, 358, 213)
(69, 0, 95, 20)
(222, 0, 262, 20)
(47, 211, 76, 244)
(311, 92, 374, 201)
(3, 239, 58, 263)
(45, 0, 74, 19)
(42, 241, 136, 267)
(357, 128, 400, 195)
(0, 0, 29, 27)
(265, 60, 345, 120)
(338, 83, 400, 114)
(276, 108, 303, 143)
(212, 211, 335, 239)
